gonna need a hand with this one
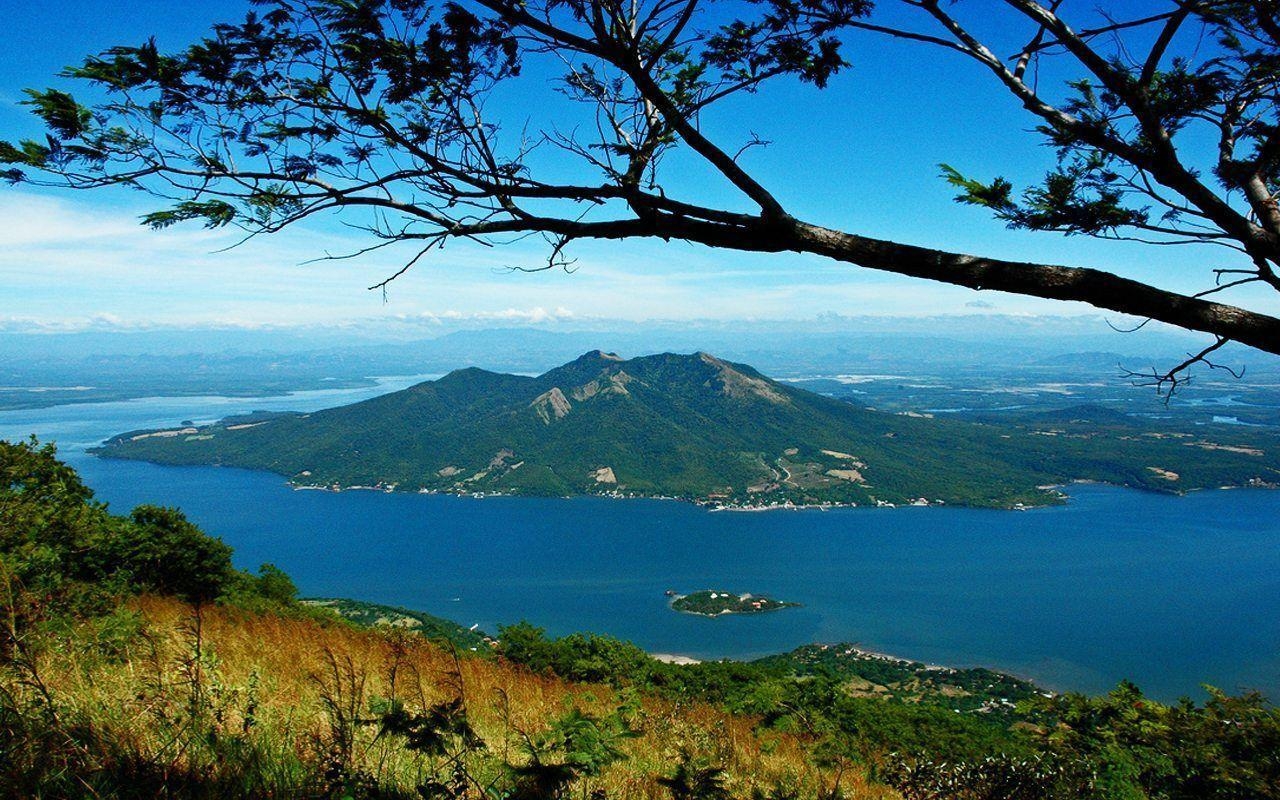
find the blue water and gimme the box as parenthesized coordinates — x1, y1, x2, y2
(3, 382, 1278, 701)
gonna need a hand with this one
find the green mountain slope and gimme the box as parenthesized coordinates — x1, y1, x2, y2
(95, 351, 1280, 507)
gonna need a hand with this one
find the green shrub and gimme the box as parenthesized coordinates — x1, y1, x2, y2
(0, 437, 296, 623)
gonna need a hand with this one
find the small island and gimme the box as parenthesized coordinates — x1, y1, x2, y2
(669, 589, 799, 617)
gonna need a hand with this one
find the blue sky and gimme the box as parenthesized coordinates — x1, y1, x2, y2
(0, 1, 1270, 335)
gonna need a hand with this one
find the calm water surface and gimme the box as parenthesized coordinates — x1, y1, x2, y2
(3, 381, 1278, 701)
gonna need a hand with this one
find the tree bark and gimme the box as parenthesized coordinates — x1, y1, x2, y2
(506, 209, 1280, 354)
(784, 221, 1280, 354)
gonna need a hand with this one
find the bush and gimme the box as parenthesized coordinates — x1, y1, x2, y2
(0, 438, 294, 621)
(89, 505, 235, 603)
(497, 622, 654, 685)
(1028, 682, 1280, 799)
(249, 563, 297, 605)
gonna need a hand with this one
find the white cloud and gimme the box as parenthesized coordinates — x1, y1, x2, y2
(1, 187, 1164, 332)
(0, 193, 149, 247)
(394, 306, 577, 325)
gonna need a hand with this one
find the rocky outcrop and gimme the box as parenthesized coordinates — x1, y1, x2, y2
(698, 353, 790, 404)
(571, 371, 633, 401)
(531, 387, 572, 423)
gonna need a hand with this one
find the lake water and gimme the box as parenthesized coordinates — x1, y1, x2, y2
(3, 381, 1278, 702)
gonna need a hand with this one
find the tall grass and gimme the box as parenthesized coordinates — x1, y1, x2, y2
(3, 596, 892, 799)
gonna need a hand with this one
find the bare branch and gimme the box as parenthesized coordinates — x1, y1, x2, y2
(1122, 336, 1243, 400)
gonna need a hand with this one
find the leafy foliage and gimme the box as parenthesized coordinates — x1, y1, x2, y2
(499, 621, 654, 685)
(495, 622, 1036, 763)
(496, 623, 1280, 799)
(0, 0, 868, 237)
(935, 1, 1280, 269)
(95, 505, 235, 603)
(307, 596, 493, 651)
(511, 706, 638, 798)
(1028, 681, 1280, 799)
(0, 437, 295, 626)
(659, 749, 732, 800)
(378, 697, 483, 758)
(941, 160, 1148, 237)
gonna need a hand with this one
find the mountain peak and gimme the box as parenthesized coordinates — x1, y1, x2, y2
(696, 352, 790, 405)
(577, 349, 623, 362)
(537, 349, 626, 386)
(439, 366, 499, 381)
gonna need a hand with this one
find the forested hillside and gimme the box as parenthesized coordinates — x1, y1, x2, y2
(98, 351, 1280, 508)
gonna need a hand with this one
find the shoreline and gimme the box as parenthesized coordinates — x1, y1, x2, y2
(645, 640, 1054, 696)
(322, 594, 1046, 689)
(85, 450, 1280, 511)
(278, 474, 1280, 511)
(283, 480, 1066, 511)
(650, 653, 702, 665)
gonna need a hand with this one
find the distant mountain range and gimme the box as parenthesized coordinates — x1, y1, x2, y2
(96, 351, 1279, 508)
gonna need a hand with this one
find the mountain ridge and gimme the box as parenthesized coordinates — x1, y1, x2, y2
(95, 351, 1280, 508)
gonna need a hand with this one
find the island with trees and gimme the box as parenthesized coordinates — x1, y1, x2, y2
(670, 590, 800, 617)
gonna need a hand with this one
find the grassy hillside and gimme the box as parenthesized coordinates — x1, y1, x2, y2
(0, 438, 881, 798)
(13, 595, 887, 799)
(4, 439, 1279, 799)
(96, 351, 1280, 509)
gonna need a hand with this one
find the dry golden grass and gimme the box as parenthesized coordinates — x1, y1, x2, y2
(21, 596, 895, 799)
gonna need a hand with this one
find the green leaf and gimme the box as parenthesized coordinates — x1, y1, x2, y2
(22, 88, 93, 140)
(140, 200, 238, 230)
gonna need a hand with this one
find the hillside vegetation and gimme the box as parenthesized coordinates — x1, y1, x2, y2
(97, 351, 1280, 509)
(4, 438, 1279, 799)
(0, 438, 880, 798)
